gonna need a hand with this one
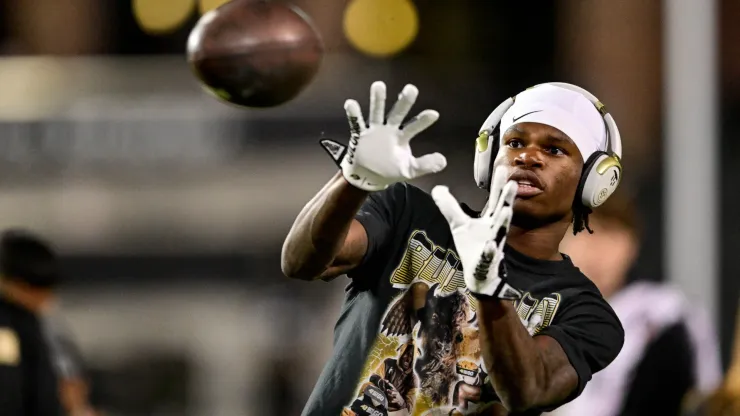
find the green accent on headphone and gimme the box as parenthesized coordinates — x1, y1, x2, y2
(476, 131, 489, 153)
(212, 88, 231, 101)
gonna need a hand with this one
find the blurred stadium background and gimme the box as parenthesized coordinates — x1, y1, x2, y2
(0, 0, 737, 415)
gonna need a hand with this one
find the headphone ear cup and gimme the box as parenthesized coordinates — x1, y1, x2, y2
(474, 128, 497, 190)
(579, 152, 622, 208)
(486, 126, 501, 191)
(474, 96, 515, 191)
(473, 126, 501, 191)
(473, 137, 490, 190)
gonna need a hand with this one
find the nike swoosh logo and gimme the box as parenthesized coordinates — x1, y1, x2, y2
(512, 110, 542, 122)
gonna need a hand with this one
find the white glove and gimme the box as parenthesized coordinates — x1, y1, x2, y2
(320, 81, 447, 191)
(431, 166, 522, 299)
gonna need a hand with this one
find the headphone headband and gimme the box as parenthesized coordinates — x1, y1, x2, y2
(532, 82, 623, 160)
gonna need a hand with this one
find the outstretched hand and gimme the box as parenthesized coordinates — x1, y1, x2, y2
(432, 166, 522, 299)
(320, 81, 447, 191)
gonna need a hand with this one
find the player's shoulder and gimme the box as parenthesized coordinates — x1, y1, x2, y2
(556, 264, 620, 323)
(368, 183, 457, 235)
(563, 260, 600, 289)
(545, 265, 622, 327)
(372, 182, 437, 210)
(401, 182, 436, 203)
(506, 248, 601, 292)
(559, 261, 606, 297)
(526, 255, 608, 303)
(397, 182, 452, 222)
(384, 181, 428, 198)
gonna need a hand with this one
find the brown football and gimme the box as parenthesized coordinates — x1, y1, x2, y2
(187, 0, 324, 108)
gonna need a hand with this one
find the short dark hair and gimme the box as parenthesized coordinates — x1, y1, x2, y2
(0, 228, 60, 288)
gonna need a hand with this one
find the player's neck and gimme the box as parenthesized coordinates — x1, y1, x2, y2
(0, 280, 53, 314)
(507, 222, 569, 261)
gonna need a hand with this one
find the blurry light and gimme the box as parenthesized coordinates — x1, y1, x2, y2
(343, 0, 419, 58)
(0, 57, 69, 121)
(133, 0, 196, 35)
(199, 0, 231, 14)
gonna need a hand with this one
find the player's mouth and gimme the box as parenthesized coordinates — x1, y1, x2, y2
(509, 170, 544, 197)
(516, 182, 543, 197)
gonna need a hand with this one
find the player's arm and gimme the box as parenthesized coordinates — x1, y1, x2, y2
(281, 171, 370, 281)
(476, 298, 576, 412)
(282, 81, 445, 281)
(476, 292, 624, 413)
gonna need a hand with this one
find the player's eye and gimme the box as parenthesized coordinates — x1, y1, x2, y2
(506, 139, 524, 149)
(546, 146, 565, 156)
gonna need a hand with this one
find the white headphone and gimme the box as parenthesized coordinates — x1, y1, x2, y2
(473, 82, 623, 209)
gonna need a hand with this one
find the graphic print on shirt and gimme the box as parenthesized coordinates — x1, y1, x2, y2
(342, 230, 563, 416)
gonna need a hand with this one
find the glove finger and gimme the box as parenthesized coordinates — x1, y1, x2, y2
(483, 166, 510, 217)
(502, 179, 517, 208)
(431, 185, 468, 228)
(410, 152, 447, 178)
(475, 239, 497, 281)
(368, 81, 386, 126)
(489, 180, 518, 219)
(481, 238, 496, 260)
(399, 110, 439, 143)
(344, 99, 367, 136)
(492, 206, 513, 245)
(386, 84, 419, 127)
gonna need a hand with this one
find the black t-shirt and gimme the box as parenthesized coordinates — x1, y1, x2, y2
(0, 296, 62, 416)
(302, 183, 624, 416)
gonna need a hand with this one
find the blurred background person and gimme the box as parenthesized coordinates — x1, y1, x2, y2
(46, 313, 100, 416)
(0, 229, 64, 416)
(546, 193, 722, 416)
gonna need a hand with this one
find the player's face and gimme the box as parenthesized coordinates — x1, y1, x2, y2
(493, 122, 584, 226)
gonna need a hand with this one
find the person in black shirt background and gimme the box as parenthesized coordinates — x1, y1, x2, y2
(283, 81, 625, 415)
(0, 228, 63, 416)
